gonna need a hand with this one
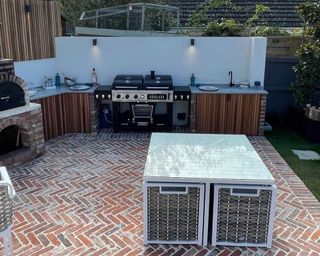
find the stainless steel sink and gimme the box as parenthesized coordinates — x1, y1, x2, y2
(69, 85, 90, 91)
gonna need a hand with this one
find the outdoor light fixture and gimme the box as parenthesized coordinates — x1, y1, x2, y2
(24, 4, 32, 13)
(190, 38, 195, 46)
(92, 38, 97, 46)
(129, 5, 133, 11)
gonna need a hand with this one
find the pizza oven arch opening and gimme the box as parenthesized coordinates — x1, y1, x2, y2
(0, 125, 25, 156)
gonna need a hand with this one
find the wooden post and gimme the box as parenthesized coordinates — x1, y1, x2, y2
(162, 12, 165, 31)
(127, 5, 130, 30)
(95, 10, 99, 28)
(16, 130, 21, 148)
(141, 3, 145, 31)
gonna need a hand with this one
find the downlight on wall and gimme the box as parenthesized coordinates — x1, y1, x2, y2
(25, 4, 32, 13)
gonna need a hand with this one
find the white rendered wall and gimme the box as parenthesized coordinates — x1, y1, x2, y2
(249, 37, 267, 87)
(13, 37, 267, 88)
(54, 37, 266, 86)
(14, 58, 56, 89)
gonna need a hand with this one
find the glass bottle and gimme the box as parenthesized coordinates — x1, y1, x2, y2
(190, 74, 195, 87)
(55, 73, 61, 86)
(91, 68, 98, 86)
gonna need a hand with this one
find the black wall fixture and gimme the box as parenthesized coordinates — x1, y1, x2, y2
(25, 4, 32, 13)
(93, 38, 97, 46)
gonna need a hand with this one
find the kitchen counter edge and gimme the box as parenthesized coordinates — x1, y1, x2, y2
(190, 86, 268, 95)
(29, 84, 100, 101)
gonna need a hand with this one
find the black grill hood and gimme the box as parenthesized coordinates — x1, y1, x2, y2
(112, 75, 143, 90)
(144, 75, 173, 90)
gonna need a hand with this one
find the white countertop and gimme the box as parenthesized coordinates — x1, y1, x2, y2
(29, 84, 98, 101)
(0, 103, 41, 118)
(143, 133, 275, 185)
(190, 84, 268, 95)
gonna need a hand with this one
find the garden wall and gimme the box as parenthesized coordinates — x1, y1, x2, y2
(264, 57, 298, 116)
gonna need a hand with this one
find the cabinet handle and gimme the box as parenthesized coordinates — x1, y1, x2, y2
(231, 188, 259, 197)
(160, 186, 188, 195)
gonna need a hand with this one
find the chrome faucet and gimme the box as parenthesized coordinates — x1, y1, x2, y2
(228, 71, 234, 87)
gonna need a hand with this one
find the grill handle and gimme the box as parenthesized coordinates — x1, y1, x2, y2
(160, 186, 188, 195)
(146, 86, 169, 90)
(230, 188, 259, 197)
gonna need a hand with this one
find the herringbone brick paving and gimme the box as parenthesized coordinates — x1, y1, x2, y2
(1, 132, 320, 255)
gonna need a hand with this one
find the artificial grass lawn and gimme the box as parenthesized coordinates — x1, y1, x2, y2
(266, 129, 320, 201)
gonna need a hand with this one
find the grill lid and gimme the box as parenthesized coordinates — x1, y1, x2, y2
(144, 75, 173, 90)
(112, 75, 143, 90)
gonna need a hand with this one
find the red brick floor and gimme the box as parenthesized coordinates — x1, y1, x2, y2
(1, 133, 320, 255)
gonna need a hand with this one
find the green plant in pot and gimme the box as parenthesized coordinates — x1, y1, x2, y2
(292, 2, 320, 140)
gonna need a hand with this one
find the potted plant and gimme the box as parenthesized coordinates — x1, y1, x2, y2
(292, 2, 320, 141)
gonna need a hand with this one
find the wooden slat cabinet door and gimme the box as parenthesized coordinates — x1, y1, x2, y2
(195, 94, 227, 133)
(62, 93, 91, 133)
(32, 95, 65, 140)
(195, 94, 261, 135)
(238, 94, 261, 135)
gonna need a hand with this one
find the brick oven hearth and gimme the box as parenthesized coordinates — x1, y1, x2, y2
(0, 69, 45, 167)
(0, 103, 45, 167)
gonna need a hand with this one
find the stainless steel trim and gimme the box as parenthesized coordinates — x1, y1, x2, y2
(114, 86, 139, 89)
(137, 122, 149, 126)
(146, 86, 169, 90)
(112, 90, 173, 103)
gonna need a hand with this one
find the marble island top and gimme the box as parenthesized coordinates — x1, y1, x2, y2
(144, 133, 275, 185)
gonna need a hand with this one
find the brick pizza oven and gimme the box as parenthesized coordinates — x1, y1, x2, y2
(0, 59, 45, 167)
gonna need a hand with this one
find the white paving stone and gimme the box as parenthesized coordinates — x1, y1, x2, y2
(292, 149, 320, 160)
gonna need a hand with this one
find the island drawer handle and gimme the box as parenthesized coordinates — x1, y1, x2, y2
(160, 186, 188, 195)
(231, 188, 260, 197)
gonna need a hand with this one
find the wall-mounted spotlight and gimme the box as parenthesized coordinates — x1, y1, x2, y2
(92, 38, 97, 46)
(25, 4, 32, 13)
(190, 38, 195, 46)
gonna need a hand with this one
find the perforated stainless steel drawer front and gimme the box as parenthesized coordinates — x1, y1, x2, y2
(144, 183, 204, 245)
(212, 184, 276, 248)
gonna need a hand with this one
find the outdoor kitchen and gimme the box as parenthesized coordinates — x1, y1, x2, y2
(0, 35, 319, 256)
(1, 0, 320, 254)
(11, 36, 267, 139)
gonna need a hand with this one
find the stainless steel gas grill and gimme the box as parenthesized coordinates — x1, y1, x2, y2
(111, 74, 173, 132)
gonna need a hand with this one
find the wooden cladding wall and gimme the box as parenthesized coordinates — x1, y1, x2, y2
(195, 94, 261, 136)
(267, 37, 302, 57)
(32, 94, 92, 141)
(0, 0, 61, 61)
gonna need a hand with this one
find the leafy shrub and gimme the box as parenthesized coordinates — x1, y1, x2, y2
(205, 21, 222, 36)
(293, 2, 320, 107)
(220, 19, 243, 36)
(205, 19, 242, 36)
(252, 26, 290, 36)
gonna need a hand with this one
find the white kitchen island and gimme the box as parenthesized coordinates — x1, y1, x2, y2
(143, 133, 276, 247)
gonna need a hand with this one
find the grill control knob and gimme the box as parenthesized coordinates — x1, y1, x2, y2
(117, 94, 121, 99)
(141, 95, 145, 99)
(174, 95, 177, 100)
(134, 95, 138, 99)
(125, 95, 130, 99)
